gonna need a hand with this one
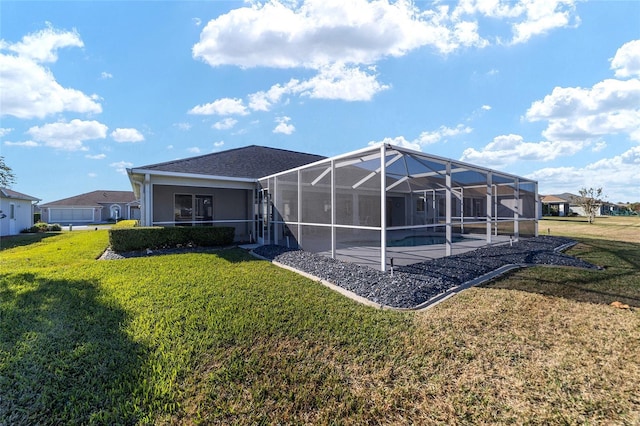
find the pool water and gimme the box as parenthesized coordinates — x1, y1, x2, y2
(387, 235, 465, 247)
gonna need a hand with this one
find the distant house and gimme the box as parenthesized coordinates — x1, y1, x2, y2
(542, 192, 618, 217)
(0, 188, 41, 236)
(39, 190, 140, 225)
(540, 194, 571, 216)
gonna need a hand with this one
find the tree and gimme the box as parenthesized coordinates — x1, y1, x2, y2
(0, 156, 16, 188)
(574, 187, 603, 224)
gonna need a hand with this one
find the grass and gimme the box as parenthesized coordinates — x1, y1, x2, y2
(1, 220, 639, 424)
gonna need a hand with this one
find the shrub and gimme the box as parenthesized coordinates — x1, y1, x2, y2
(111, 220, 138, 229)
(109, 226, 235, 252)
(21, 222, 62, 233)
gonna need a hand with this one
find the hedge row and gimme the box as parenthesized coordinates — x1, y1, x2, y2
(109, 226, 235, 252)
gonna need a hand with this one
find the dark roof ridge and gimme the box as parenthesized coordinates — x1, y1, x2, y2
(132, 144, 261, 170)
(129, 144, 326, 180)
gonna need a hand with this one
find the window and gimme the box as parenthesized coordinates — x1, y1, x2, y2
(195, 195, 213, 222)
(174, 194, 213, 224)
(175, 194, 193, 222)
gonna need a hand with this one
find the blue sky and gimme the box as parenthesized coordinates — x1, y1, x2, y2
(1, 0, 639, 204)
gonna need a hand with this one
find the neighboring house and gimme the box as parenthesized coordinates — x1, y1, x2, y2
(543, 192, 619, 217)
(127, 144, 538, 271)
(540, 194, 571, 216)
(0, 188, 41, 236)
(39, 190, 140, 225)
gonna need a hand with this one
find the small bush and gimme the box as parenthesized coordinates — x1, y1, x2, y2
(111, 220, 138, 229)
(109, 226, 235, 252)
(21, 222, 62, 233)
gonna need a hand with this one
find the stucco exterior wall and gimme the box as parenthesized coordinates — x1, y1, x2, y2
(0, 197, 34, 236)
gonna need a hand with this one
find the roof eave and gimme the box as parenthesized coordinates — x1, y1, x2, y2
(128, 168, 258, 183)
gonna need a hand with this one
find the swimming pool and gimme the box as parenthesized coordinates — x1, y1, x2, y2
(387, 235, 465, 247)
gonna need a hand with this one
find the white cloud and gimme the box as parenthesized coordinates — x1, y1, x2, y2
(192, 0, 489, 70)
(0, 128, 13, 137)
(3, 140, 39, 148)
(187, 147, 201, 154)
(369, 136, 421, 151)
(27, 119, 108, 151)
(193, 0, 579, 71)
(481, 105, 492, 111)
(273, 116, 295, 135)
(246, 64, 389, 111)
(525, 78, 640, 143)
(611, 39, 640, 79)
(510, 0, 579, 44)
(100, 71, 113, 79)
(369, 124, 472, 151)
(417, 124, 472, 145)
(453, 0, 579, 45)
(6, 24, 83, 63)
(528, 146, 640, 202)
(212, 118, 238, 130)
(592, 141, 607, 152)
(173, 122, 192, 131)
(0, 26, 101, 119)
(111, 128, 144, 143)
(188, 97, 248, 116)
(295, 63, 390, 101)
(110, 161, 133, 175)
(460, 134, 585, 169)
(85, 153, 106, 160)
(193, 17, 202, 27)
(248, 80, 299, 111)
(87, 172, 97, 178)
(213, 141, 225, 148)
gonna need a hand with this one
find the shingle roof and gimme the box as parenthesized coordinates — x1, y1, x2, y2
(40, 190, 136, 207)
(540, 195, 569, 203)
(133, 145, 326, 179)
(0, 188, 40, 201)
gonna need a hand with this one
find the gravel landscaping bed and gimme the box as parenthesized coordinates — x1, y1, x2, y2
(253, 236, 600, 309)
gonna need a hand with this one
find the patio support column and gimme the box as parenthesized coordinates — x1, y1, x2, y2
(253, 186, 257, 244)
(460, 187, 464, 234)
(445, 162, 452, 256)
(514, 178, 520, 240)
(273, 177, 279, 246)
(144, 173, 152, 226)
(494, 185, 498, 236)
(331, 159, 336, 259)
(486, 172, 492, 243)
(534, 182, 539, 236)
(297, 170, 302, 248)
(380, 144, 387, 272)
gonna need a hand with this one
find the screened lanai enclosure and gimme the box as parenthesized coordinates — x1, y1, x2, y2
(258, 144, 538, 271)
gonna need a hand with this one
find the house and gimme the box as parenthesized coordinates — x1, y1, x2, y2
(39, 190, 140, 225)
(540, 194, 571, 216)
(127, 145, 325, 243)
(0, 188, 41, 236)
(543, 192, 617, 217)
(127, 144, 539, 271)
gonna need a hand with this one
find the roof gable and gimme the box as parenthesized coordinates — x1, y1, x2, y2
(40, 190, 136, 207)
(0, 188, 40, 201)
(133, 145, 326, 179)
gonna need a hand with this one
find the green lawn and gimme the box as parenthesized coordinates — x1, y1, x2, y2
(1, 223, 639, 424)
